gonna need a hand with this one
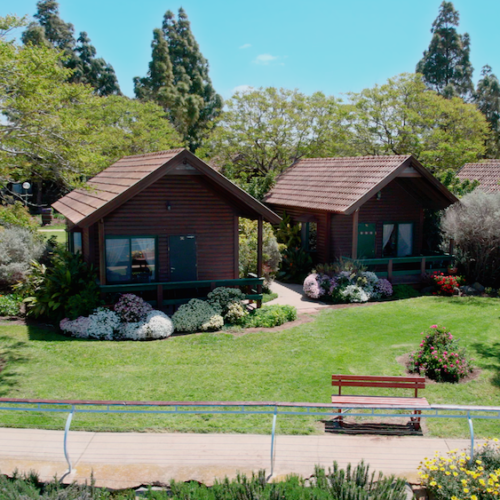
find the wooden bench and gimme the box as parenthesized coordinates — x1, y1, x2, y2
(331, 374, 429, 430)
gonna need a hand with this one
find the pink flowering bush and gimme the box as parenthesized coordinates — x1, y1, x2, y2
(114, 294, 153, 323)
(375, 278, 393, 297)
(409, 325, 473, 383)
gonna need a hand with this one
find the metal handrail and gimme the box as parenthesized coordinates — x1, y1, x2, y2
(1, 398, 498, 478)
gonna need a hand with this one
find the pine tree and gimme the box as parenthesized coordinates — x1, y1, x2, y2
(162, 8, 222, 150)
(475, 65, 500, 156)
(133, 28, 177, 111)
(416, 1, 474, 100)
(22, 0, 120, 96)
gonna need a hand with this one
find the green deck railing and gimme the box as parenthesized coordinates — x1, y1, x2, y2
(99, 277, 264, 307)
(341, 254, 454, 282)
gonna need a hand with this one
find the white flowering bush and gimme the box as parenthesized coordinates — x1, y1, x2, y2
(60, 307, 121, 340)
(303, 268, 393, 304)
(206, 287, 248, 324)
(225, 302, 248, 325)
(114, 294, 153, 322)
(119, 311, 174, 340)
(172, 299, 224, 333)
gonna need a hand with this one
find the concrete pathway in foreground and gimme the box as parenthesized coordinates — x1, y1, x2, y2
(0, 427, 472, 489)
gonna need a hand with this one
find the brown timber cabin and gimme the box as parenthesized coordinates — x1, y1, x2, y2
(53, 149, 281, 306)
(264, 155, 458, 282)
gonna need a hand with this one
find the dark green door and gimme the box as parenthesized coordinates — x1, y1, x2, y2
(169, 235, 197, 281)
(357, 223, 376, 259)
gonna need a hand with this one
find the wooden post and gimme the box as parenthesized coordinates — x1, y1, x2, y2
(351, 209, 359, 259)
(257, 216, 263, 308)
(420, 257, 426, 275)
(234, 216, 239, 279)
(388, 259, 393, 283)
(98, 220, 106, 285)
(325, 212, 332, 262)
(449, 238, 455, 256)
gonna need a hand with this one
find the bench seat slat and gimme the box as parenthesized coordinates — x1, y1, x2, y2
(331, 395, 430, 408)
(332, 375, 425, 383)
(332, 381, 425, 390)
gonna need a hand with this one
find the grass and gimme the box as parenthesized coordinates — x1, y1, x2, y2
(0, 296, 500, 437)
(37, 223, 67, 244)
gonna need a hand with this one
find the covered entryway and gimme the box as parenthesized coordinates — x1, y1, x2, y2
(169, 235, 197, 281)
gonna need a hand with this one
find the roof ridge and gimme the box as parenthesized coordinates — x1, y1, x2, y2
(121, 148, 186, 160)
(298, 155, 411, 162)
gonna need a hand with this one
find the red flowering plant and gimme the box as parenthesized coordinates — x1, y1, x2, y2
(409, 325, 473, 383)
(431, 272, 464, 296)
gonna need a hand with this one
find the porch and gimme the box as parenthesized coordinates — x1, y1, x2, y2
(99, 276, 264, 309)
(342, 254, 455, 284)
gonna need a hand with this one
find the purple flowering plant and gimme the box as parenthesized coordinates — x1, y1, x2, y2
(409, 325, 473, 383)
(114, 294, 153, 323)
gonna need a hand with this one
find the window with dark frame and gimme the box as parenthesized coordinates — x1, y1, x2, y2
(382, 223, 414, 257)
(70, 232, 82, 254)
(105, 236, 156, 284)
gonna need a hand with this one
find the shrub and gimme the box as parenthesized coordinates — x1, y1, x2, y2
(17, 249, 101, 321)
(418, 441, 500, 500)
(119, 310, 174, 340)
(0, 201, 39, 231)
(0, 294, 22, 316)
(207, 287, 247, 322)
(239, 218, 282, 282)
(244, 304, 297, 328)
(392, 284, 420, 300)
(431, 272, 464, 295)
(279, 246, 313, 283)
(114, 293, 153, 323)
(442, 190, 500, 287)
(409, 324, 473, 383)
(225, 302, 248, 325)
(60, 308, 120, 340)
(485, 287, 498, 297)
(172, 299, 224, 333)
(0, 226, 46, 286)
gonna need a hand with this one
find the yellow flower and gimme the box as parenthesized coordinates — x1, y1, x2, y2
(450, 465, 456, 470)
(476, 460, 483, 464)
(471, 495, 478, 500)
(461, 479, 468, 485)
(430, 480, 437, 486)
(494, 438, 499, 442)
(463, 488, 470, 493)
(445, 471, 451, 476)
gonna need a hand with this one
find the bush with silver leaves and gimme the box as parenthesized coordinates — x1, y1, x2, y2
(172, 299, 224, 333)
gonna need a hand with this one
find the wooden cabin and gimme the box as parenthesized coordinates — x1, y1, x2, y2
(264, 155, 458, 282)
(457, 160, 500, 193)
(53, 149, 281, 306)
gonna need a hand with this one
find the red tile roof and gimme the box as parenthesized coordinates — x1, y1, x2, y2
(457, 161, 500, 193)
(53, 149, 281, 226)
(265, 155, 415, 213)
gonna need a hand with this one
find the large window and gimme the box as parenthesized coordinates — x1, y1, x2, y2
(69, 232, 82, 254)
(105, 237, 156, 283)
(382, 223, 414, 257)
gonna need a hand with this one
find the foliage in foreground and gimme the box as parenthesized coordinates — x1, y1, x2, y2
(409, 324, 473, 383)
(0, 461, 408, 500)
(0, 202, 39, 231)
(419, 440, 500, 500)
(0, 294, 22, 316)
(243, 304, 297, 328)
(391, 284, 420, 300)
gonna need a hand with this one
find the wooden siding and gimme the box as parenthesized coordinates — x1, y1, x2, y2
(89, 174, 237, 281)
(331, 179, 423, 260)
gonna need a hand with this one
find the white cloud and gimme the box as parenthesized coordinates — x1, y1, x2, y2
(232, 84, 254, 94)
(254, 53, 279, 65)
(239, 43, 251, 49)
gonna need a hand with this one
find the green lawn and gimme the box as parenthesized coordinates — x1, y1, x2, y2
(37, 224, 67, 244)
(0, 296, 499, 437)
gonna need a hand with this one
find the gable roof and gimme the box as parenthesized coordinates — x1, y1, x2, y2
(264, 155, 457, 214)
(457, 160, 500, 193)
(53, 149, 281, 226)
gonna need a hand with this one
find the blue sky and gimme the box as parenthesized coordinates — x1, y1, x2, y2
(5, 0, 500, 99)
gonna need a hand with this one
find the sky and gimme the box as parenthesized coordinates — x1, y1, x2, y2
(4, 0, 500, 99)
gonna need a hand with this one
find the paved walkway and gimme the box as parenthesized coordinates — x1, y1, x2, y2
(267, 281, 330, 312)
(0, 427, 472, 489)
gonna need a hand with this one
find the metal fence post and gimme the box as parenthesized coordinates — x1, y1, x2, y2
(63, 406, 75, 475)
(468, 411, 474, 464)
(269, 406, 278, 478)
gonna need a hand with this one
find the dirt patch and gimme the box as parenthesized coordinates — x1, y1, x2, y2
(396, 353, 482, 384)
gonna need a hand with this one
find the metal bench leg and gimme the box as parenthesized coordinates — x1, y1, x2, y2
(410, 410, 422, 431)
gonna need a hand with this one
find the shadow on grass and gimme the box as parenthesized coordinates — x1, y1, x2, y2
(472, 341, 500, 388)
(430, 296, 500, 309)
(0, 335, 29, 396)
(26, 323, 88, 342)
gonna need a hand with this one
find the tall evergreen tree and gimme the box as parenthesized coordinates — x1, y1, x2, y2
(416, 1, 474, 100)
(474, 65, 500, 156)
(22, 0, 120, 96)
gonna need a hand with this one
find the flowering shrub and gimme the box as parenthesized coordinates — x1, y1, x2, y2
(119, 311, 174, 340)
(0, 294, 22, 316)
(409, 325, 473, 382)
(225, 302, 248, 325)
(418, 440, 500, 499)
(114, 294, 153, 322)
(60, 308, 120, 340)
(303, 269, 392, 304)
(206, 287, 247, 324)
(431, 272, 464, 295)
(172, 299, 224, 333)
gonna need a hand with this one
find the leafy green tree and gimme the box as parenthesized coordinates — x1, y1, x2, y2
(162, 8, 222, 150)
(474, 65, 500, 156)
(22, 0, 120, 95)
(1, 16, 182, 194)
(416, 1, 473, 100)
(348, 73, 489, 172)
(199, 87, 352, 188)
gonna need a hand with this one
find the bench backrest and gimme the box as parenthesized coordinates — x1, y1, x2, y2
(332, 374, 426, 397)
